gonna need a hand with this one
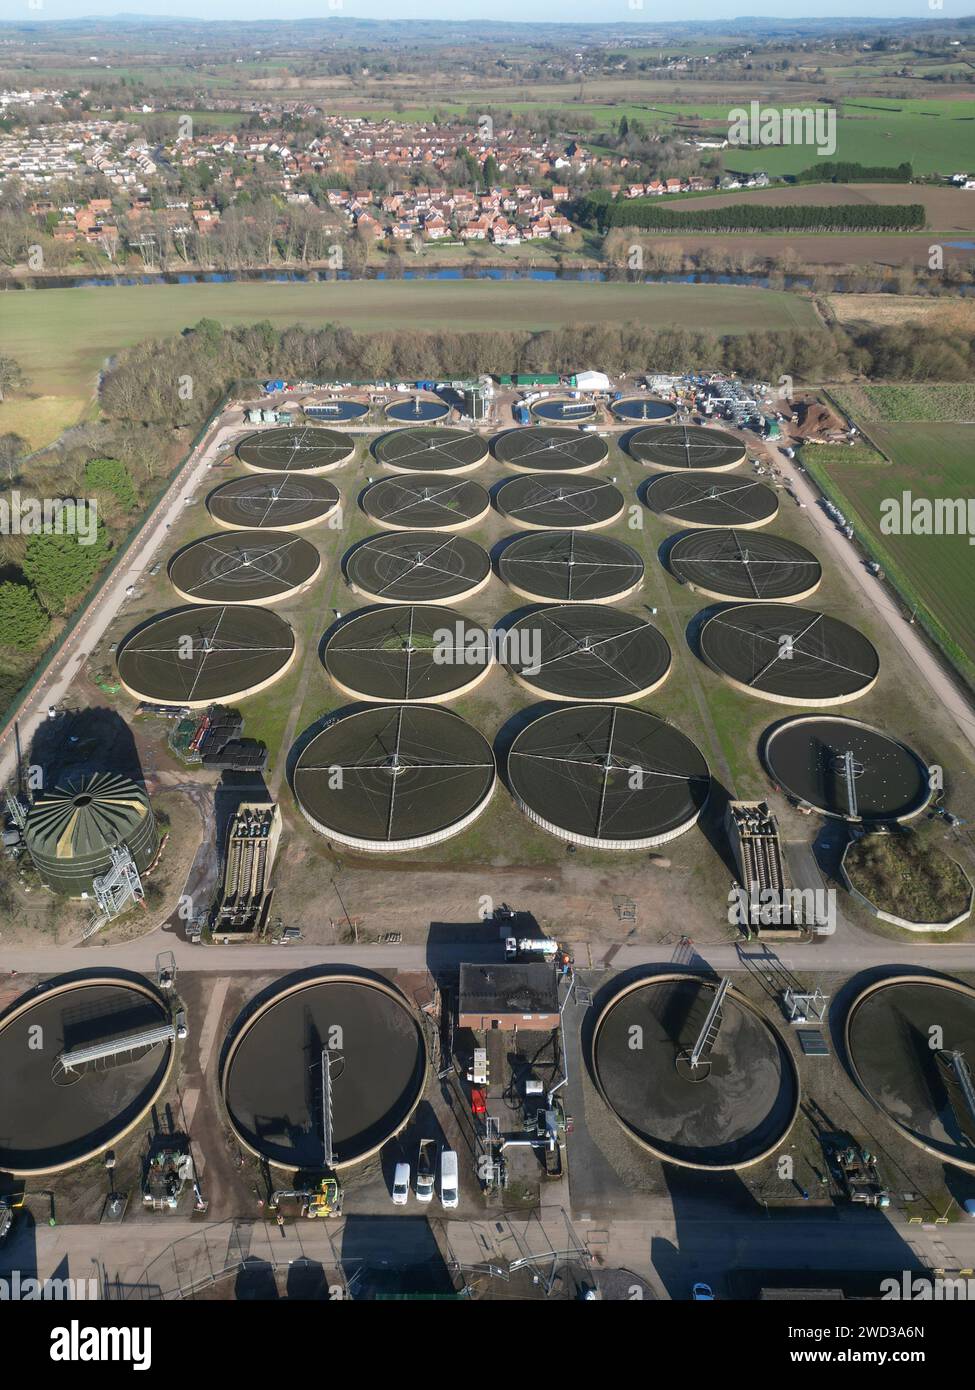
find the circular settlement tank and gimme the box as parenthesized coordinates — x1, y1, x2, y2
(591, 973, 799, 1169)
(0, 974, 175, 1175)
(222, 972, 427, 1169)
(611, 397, 676, 423)
(846, 975, 975, 1172)
(24, 772, 158, 897)
(386, 396, 450, 424)
(762, 715, 932, 822)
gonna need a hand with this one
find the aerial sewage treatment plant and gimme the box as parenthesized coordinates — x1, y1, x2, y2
(590, 973, 799, 1170)
(498, 531, 645, 603)
(0, 974, 177, 1176)
(346, 532, 492, 604)
(373, 426, 487, 474)
(629, 424, 747, 472)
(492, 426, 608, 474)
(221, 973, 426, 1169)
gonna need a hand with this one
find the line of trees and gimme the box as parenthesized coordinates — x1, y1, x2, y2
(98, 314, 975, 440)
(794, 160, 913, 184)
(575, 196, 927, 234)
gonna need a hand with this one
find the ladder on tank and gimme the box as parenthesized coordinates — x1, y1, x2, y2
(688, 977, 731, 1071)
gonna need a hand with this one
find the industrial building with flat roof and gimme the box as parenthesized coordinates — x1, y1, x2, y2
(458, 962, 560, 1031)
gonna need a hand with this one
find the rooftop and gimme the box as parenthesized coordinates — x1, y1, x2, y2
(459, 962, 559, 1017)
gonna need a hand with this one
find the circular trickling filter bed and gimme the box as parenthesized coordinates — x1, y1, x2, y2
(374, 426, 487, 474)
(611, 397, 677, 423)
(492, 426, 609, 474)
(385, 396, 451, 424)
(495, 474, 625, 531)
(644, 471, 778, 530)
(762, 715, 932, 822)
(531, 397, 598, 423)
(507, 704, 710, 848)
(0, 975, 174, 1175)
(323, 604, 492, 702)
(361, 473, 490, 531)
(846, 975, 975, 1172)
(346, 531, 491, 604)
(292, 704, 496, 850)
(591, 974, 799, 1169)
(236, 427, 354, 473)
(698, 604, 879, 705)
(629, 424, 747, 472)
(116, 605, 296, 707)
(498, 531, 644, 604)
(504, 605, 671, 702)
(207, 474, 340, 531)
(668, 528, 822, 602)
(167, 530, 320, 605)
(222, 973, 426, 1170)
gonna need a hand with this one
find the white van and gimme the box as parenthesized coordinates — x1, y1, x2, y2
(391, 1162, 410, 1205)
(440, 1149, 459, 1209)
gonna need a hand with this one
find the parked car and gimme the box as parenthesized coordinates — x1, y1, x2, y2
(416, 1139, 436, 1203)
(440, 1150, 459, 1209)
(391, 1162, 410, 1205)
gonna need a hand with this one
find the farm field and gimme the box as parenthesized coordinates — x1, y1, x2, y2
(807, 421, 975, 676)
(826, 294, 975, 329)
(0, 278, 817, 446)
(833, 382, 975, 422)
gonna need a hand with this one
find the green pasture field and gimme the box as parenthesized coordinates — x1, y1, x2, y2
(805, 421, 975, 678)
(0, 278, 817, 433)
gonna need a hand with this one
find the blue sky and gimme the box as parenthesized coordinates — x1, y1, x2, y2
(1, 1, 956, 22)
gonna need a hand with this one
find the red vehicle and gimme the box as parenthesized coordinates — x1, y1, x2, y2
(470, 1087, 487, 1116)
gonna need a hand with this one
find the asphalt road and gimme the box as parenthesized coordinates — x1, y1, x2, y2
(4, 932, 975, 976)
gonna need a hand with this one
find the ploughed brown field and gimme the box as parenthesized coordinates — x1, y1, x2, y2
(677, 182, 975, 232)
